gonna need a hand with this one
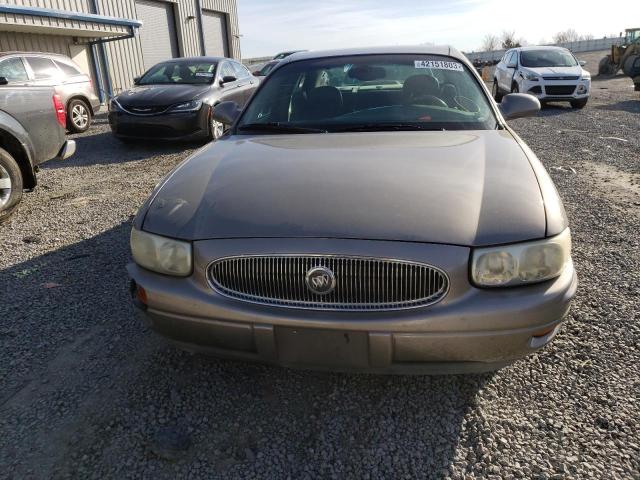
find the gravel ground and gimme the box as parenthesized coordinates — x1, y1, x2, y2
(1, 75, 639, 480)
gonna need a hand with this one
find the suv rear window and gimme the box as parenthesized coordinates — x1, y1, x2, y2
(54, 60, 82, 77)
(25, 57, 61, 80)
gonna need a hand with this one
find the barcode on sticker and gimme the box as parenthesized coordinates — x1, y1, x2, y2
(414, 60, 464, 71)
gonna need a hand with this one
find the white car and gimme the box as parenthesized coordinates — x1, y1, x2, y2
(493, 46, 590, 108)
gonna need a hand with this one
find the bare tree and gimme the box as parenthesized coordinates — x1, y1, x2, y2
(580, 33, 594, 40)
(553, 28, 580, 43)
(501, 31, 523, 49)
(480, 34, 499, 52)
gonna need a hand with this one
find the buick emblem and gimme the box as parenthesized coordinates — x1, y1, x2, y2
(305, 266, 336, 295)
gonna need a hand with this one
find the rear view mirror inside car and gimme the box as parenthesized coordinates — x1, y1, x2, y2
(347, 66, 386, 81)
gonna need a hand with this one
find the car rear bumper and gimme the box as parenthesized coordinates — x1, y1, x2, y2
(127, 238, 578, 374)
(108, 108, 210, 141)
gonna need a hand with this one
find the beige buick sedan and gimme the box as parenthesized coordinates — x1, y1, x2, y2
(128, 46, 577, 374)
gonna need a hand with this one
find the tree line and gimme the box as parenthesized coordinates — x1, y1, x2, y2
(479, 29, 596, 52)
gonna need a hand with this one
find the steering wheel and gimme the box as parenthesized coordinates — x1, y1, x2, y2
(410, 95, 449, 108)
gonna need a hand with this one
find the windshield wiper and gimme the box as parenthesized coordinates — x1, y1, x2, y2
(332, 123, 446, 132)
(237, 123, 328, 134)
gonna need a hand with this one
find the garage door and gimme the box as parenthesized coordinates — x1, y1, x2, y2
(202, 10, 229, 57)
(136, 0, 179, 70)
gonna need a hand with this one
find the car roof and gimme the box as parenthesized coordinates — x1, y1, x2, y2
(0, 51, 69, 58)
(510, 46, 570, 52)
(280, 45, 460, 64)
(156, 56, 229, 64)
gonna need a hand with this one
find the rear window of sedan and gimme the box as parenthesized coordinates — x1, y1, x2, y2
(239, 54, 497, 132)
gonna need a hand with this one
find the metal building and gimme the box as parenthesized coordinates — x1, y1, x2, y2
(0, 0, 241, 102)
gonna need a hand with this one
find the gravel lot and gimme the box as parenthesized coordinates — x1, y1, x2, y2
(1, 73, 639, 479)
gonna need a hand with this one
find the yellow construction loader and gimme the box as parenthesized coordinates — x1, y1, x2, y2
(599, 28, 640, 91)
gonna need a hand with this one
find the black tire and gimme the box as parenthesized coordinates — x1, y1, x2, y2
(0, 147, 24, 224)
(622, 54, 640, 77)
(598, 56, 616, 75)
(67, 98, 92, 133)
(570, 98, 588, 109)
(492, 80, 503, 102)
(511, 82, 519, 93)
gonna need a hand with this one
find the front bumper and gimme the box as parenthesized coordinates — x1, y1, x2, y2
(108, 107, 210, 141)
(128, 238, 578, 374)
(521, 78, 590, 101)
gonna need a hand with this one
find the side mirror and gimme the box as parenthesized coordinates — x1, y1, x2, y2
(579, 60, 587, 66)
(252, 71, 261, 77)
(0, 77, 8, 86)
(133, 76, 141, 85)
(499, 93, 540, 120)
(212, 101, 241, 125)
(219, 75, 237, 86)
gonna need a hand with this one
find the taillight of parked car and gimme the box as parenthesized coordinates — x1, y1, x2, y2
(53, 94, 66, 128)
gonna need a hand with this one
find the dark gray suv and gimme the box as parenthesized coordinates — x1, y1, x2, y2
(0, 52, 101, 132)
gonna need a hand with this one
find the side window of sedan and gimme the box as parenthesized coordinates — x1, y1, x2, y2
(220, 62, 236, 80)
(0, 57, 29, 82)
(232, 62, 250, 79)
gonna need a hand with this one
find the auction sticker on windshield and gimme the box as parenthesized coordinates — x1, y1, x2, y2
(414, 60, 464, 71)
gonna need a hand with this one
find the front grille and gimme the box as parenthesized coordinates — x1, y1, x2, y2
(542, 76, 579, 81)
(208, 255, 449, 311)
(121, 105, 168, 115)
(544, 85, 576, 95)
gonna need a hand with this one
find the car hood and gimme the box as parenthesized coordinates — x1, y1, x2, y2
(523, 65, 584, 77)
(115, 84, 210, 107)
(141, 131, 547, 246)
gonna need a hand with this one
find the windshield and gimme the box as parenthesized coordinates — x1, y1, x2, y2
(139, 61, 217, 85)
(237, 54, 497, 133)
(520, 50, 578, 68)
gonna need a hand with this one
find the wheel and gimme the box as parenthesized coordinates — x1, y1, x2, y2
(0, 147, 24, 224)
(511, 82, 519, 93)
(67, 99, 92, 133)
(598, 56, 617, 75)
(622, 54, 640, 77)
(209, 118, 225, 141)
(492, 80, 503, 102)
(570, 98, 588, 109)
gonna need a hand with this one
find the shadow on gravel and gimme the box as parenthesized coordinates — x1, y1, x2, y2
(44, 116, 204, 170)
(1, 221, 494, 478)
(537, 103, 575, 117)
(595, 100, 640, 114)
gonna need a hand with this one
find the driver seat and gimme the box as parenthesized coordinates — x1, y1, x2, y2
(402, 75, 441, 104)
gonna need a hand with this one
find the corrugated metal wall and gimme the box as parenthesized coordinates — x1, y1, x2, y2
(0, 0, 242, 95)
(96, 0, 240, 93)
(0, 31, 73, 56)
(201, 0, 240, 59)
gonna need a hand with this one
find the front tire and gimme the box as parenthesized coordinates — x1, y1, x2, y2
(67, 99, 92, 133)
(570, 98, 588, 109)
(209, 119, 225, 141)
(492, 80, 503, 102)
(511, 82, 519, 93)
(0, 147, 24, 224)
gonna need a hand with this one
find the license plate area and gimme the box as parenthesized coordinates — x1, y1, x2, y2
(275, 327, 369, 368)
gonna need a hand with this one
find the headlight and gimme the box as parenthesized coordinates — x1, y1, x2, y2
(109, 98, 122, 112)
(471, 229, 571, 287)
(581, 74, 591, 81)
(130, 228, 192, 276)
(524, 72, 539, 81)
(168, 100, 203, 112)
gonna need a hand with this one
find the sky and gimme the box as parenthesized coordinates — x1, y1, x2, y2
(237, 0, 635, 58)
